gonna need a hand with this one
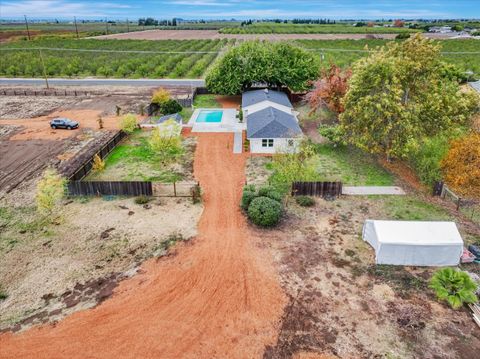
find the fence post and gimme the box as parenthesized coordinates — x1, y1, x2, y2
(173, 182, 177, 197)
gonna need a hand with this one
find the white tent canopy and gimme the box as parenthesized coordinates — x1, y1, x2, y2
(362, 220, 463, 266)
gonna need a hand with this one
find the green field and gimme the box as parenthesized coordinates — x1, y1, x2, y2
(295, 39, 480, 75)
(220, 23, 419, 34)
(1, 37, 479, 79)
(0, 39, 233, 78)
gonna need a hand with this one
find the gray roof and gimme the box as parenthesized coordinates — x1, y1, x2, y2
(242, 89, 292, 109)
(470, 81, 480, 94)
(143, 113, 182, 124)
(246, 107, 302, 139)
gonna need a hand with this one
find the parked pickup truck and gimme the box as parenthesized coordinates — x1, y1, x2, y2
(50, 118, 79, 130)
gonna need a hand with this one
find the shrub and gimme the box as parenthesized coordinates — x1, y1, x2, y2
(295, 196, 316, 207)
(241, 190, 257, 211)
(396, 33, 411, 39)
(408, 133, 452, 185)
(151, 87, 171, 105)
(36, 168, 66, 216)
(92, 154, 105, 172)
(149, 119, 183, 164)
(119, 114, 138, 133)
(244, 184, 256, 192)
(441, 133, 480, 199)
(429, 268, 478, 309)
(0, 285, 7, 301)
(191, 184, 202, 204)
(258, 186, 283, 202)
(247, 196, 282, 227)
(134, 196, 150, 205)
(159, 99, 182, 115)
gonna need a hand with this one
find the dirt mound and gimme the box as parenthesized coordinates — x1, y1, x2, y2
(0, 133, 285, 358)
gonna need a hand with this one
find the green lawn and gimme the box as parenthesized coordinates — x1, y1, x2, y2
(379, 196, 453, 221)
(311, 144, 394, 185)
(193, 94, 221, 108)
(86, 130, 194, 182)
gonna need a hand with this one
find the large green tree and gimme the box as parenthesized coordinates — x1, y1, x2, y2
(339, 34, 478, 158)
(206, 41, 319, 95)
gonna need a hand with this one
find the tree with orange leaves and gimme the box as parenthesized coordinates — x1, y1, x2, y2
(441, 133, 480, 199)
(394, 19, 405, 27)
(305, 64, 352, 114)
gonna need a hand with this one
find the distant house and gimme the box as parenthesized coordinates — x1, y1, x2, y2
(429, 26, 452, 33)
(242, 89, 303, 154)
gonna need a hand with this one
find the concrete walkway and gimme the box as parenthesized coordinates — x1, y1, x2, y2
(233, 132, 243, 154)
(342, 186, 405, 195)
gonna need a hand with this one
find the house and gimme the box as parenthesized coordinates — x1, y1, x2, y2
(242, 89, 303, 154)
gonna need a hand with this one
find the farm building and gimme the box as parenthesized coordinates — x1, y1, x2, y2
(242, 89, 303, 154)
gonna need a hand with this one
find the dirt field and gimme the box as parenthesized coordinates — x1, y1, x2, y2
(93, 30, 462, 41)
(0, 196, 203, 331)
(94, 30, 399, 41)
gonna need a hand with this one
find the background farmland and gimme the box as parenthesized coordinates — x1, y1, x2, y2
(0, 38, 479, 78)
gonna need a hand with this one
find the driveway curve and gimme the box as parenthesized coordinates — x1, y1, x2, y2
(0, 133, 285, 358)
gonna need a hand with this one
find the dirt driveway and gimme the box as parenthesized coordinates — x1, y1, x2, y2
(0, 133, 285, 358)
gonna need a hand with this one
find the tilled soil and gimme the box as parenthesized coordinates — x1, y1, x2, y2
(0, 133, 286, 358)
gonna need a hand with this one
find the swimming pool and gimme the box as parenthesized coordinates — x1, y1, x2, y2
(195, 110, 223, 123)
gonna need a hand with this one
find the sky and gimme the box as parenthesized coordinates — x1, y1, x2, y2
(0, 0, 479, 20)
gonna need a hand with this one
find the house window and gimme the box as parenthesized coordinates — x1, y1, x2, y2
(288, 139, 294, 146)
(262, 139, 274, 147)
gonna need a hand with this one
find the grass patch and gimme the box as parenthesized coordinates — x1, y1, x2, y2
(87, 130, 194, 182)
(312, 144, 394, 185)
(193, 94, 220, 108)
(380, 196, 452, 221)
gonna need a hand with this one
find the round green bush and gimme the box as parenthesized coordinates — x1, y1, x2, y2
(258, 186, 282, 202)
(134, 196, 150, 205)
(241, 190, 257, 211)
(295, 196, 316, 207)
(247, 196, 282, 227)
(243, 184, 256, 193)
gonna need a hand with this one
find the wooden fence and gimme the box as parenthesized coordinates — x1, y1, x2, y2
(291, 181, 343, 198)
(67, 180, 199, 198)
(1, 89, 91, 97)
(68, 131, 128, 181)
(68, 181, 152, 196)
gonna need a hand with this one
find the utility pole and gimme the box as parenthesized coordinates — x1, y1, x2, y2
(105, 17, 108, 35)
(74, 16, 79, 39)
(24, 15, 31, 40)
(38, 50, 49, 89)
(127, 18, 130, 32)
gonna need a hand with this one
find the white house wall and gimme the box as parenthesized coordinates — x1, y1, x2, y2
(244, 101, 293, 116)
(249, 138, 301, 154)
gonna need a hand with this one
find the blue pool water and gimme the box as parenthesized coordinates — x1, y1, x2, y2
(195, 110, 223, 123)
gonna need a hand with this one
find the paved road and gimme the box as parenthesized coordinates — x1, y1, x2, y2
(0, 78, 205, 87)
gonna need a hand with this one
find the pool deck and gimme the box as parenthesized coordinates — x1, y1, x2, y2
(188, 108, 245, 133)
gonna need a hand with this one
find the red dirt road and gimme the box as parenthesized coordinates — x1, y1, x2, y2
(0, 133, 285, 358)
